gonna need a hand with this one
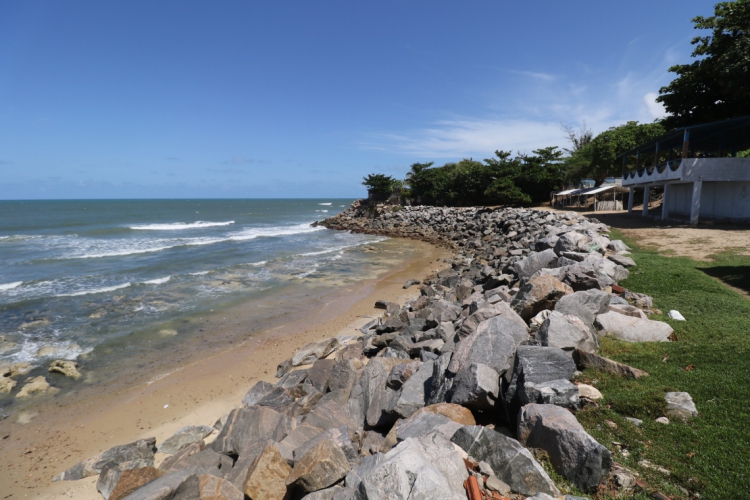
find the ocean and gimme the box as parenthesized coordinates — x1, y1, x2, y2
(0, 199, 415, 408)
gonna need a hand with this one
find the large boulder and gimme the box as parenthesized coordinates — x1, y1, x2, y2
(158, 425, 214, 455)
(173, 474, 244, 500)
(98, 464, 163, 500)
(53, 437, 157, 481)
(292, 338, 340, 366)
(390, 360, 434, 419)
(511, 275, 573, 320)
(292, 426, 358, 467)
(554, 289, 610, 329)
(553, 231, 592, 254)
(538, 311, 597, 353)
(594, 311, 673, 342)
(120, 469, 195, 500)
(518, 379, 579, 408)
(449, 363, 500, 410)
(450, 425, 560, 497)
(242, 381, 275, 408)
(239, 444, 291, 500)
(356, 433, 468, 500)
(456, 302, 526, 339)
(426, 352, 453, 405)
(209, 406, 293, 456)
(361, 358, 411, 428)
(572, 349, 648, 379)
(517, 403, 612, 493)
(447, 316, 525, 376)
(506, 346, 576, 409)
(285, 439, 352, 493)
(392, 411, 463, 446)
(511, 249, 558, 279)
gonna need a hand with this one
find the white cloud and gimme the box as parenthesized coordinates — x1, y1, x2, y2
(643, 92, 667, 120)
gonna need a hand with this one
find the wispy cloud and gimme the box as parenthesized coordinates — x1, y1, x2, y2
(364, 45, 681, 159)
(221, 156, 270, 165)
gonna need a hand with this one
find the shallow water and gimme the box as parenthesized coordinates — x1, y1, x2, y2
(0, 199, 411, 409)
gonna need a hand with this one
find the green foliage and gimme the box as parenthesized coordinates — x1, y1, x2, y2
(575, 228, 750, 498)
(362, 173, 398, 195)
(401, 149, 566, 207)
(579, 121, 666, 184)
(657, 0, 750, 128)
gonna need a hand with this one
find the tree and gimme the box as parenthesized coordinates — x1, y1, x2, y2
(561, 122, 593, 154)
(582, 121, 665, 185)
(362, 173, 397, 194)
(657, 0, 750, 128)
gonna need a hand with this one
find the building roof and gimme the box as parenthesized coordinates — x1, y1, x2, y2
(616, 115, 750, 160)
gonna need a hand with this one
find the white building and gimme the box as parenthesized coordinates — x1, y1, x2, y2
(619, 116, 750, 224)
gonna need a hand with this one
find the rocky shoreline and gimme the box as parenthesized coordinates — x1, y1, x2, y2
(53, 201, 697, 500)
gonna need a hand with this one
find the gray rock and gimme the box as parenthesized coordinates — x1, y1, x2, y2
(286, 439, 352, 493)
(284, 387, 324, 417)
(166, 448, 233, 477)
(209, 406, 293, 456)
(538, 311, 597, 353)
(277, 368, 310, 389)
(379, 346, 410, 359)
(97, 461, 158, 500)
(308, 359, 337, 392)
(447, 316, 524, 376)
(519, 379, 579, 408)
(241, 380, 275, 408)
(159, 442, 205, 473)
(553, 232, 592, 254)
(592, 258, 629, 283)
(120, 469, 194, 500)
(158, 426, 214, 455)
(608, 240, 630, 252)
(386, 361, 421, 390)
(554, 289, 610, 328)
(293, 425, 358, 467)
(427, 299, 462, 324)
(361, 357, 411, 428)
(255, 386, 296, 411)
(512, 249, 558, 279)
(518, 403, 612, 493)
(53, 437, 157, 481)
(511, 275, 573, 320)
(409, 338, 444, 356)
(665, 391, 698, 421)
(303, 390, 356, 434)
(393, 411, 462, 444)
(275, 358, 293, 378)
(391, 360, 434, 419)
(293, 338, 341, 366)
(403, 279, 421, 289)
(608, 254, 636, 267)
(426, 352, 454, 405)
(572, 349, 649, 379)
(357, 433, 468, 500)
(276, 424, 325, 465)
(456, 302, 527, 339)
(449, 363, 500, 409)
(450, 425, 560, 497)
(506, 346, 577, 407)
(594, 312, 673, 342)
(345, 454, 386, 492)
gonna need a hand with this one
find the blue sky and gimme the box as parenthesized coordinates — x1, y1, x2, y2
(0, 1, 714, 199)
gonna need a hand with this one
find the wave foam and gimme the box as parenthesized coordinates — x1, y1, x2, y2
(143, 276, 171, 285)
(318, 203, 332, 206)
(0, 281, 22, 292)
(130, 221, 235, 230)
(59, 282, 131, 297)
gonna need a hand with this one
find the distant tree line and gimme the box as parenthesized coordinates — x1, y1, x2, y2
(363, 0, 749, 207)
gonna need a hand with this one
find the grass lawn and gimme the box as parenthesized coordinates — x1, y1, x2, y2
(572, 229, 750, 499)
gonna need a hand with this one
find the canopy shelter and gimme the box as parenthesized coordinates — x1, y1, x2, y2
(552, 185, 629, 211)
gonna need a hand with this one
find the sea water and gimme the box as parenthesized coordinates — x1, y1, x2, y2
(0, 199, 399, 390)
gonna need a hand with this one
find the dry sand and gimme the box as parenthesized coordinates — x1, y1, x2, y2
(0, 239, 451, 500)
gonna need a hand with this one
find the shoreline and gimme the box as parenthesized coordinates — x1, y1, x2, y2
(0, 238, 452, 499)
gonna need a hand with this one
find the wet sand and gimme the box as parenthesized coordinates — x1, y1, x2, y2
(0, 239, 451, 499)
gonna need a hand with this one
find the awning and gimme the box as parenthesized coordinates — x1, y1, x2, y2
(554, 185, 629, 197)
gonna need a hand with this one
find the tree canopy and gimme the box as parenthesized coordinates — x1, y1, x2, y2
(362, 173, 398, 195)
(657, 0, 750, 128)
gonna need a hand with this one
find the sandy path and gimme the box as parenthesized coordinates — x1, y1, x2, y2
(0, 240, 451, 500)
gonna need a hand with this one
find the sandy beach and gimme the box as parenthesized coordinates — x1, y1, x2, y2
(0, 239, 451, 500)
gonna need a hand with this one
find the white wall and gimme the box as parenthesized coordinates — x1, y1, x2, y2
(667, 181, 750, 219)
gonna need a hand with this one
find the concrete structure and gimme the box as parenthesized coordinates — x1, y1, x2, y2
(619, 116, 750, 224)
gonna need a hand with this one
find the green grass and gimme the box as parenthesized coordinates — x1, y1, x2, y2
(575, 229, 750, 499)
